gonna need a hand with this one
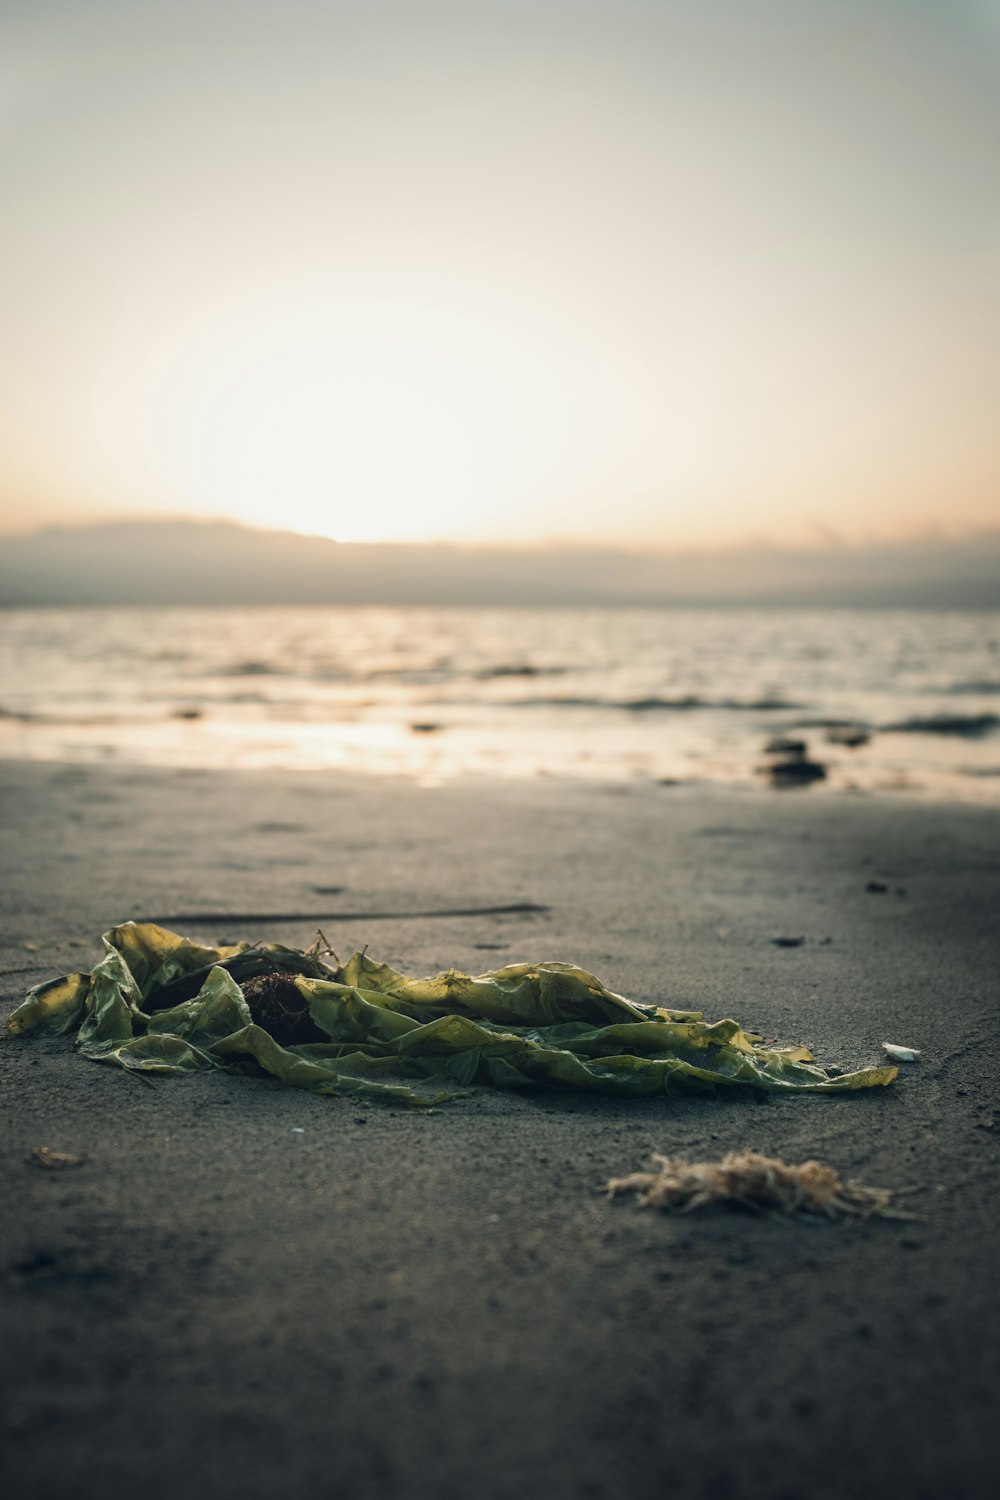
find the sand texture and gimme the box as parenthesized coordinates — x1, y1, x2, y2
(2, 760, 999, 1500)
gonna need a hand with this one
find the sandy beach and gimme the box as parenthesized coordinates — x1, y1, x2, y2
(2, 758, 999, 1500)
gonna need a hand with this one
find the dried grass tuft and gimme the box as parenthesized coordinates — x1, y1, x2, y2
(607, 1150, 905, 1221)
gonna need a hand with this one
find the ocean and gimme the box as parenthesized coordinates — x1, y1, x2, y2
(1, 605, 998, 799)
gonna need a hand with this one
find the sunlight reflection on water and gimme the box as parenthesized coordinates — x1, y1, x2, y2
(1, 605, 998, 800)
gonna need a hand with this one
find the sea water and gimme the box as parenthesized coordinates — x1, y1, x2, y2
(1, 605, 998, 800)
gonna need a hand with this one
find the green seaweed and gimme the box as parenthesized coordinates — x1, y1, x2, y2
(7, 922, 898, 1106)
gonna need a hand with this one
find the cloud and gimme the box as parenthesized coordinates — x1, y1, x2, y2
(1, 518, 998, 608)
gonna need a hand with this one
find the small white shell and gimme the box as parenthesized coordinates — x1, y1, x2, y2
(883, 1042, 921, 1062)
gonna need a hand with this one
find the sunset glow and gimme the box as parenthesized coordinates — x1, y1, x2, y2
(1, 1, 998, 548)
(94, 285, 638, 545)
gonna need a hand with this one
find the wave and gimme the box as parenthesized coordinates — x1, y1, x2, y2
(883, 712, 1000, 738)
(502, 694, 804, 712)
(0, 709, 134, 727)
(945, 679, 1000, 695)
(0, 704, 208, 727)
(475, 664, 569, 680)
(358, 663, 570, 685)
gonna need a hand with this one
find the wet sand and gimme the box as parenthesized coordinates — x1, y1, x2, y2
(2, 759, 999, 1500)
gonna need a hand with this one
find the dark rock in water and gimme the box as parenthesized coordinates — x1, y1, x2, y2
(767, 756, 827, 787)
(772, 935, 806, 947)
(865, 880, 889, 893)
(764, 736, 807, 757)
(760, 731, 826, 785)
(826, 725, 871, 748)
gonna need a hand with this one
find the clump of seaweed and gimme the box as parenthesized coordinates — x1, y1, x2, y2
(7, 922, 899, 1105)
(240, 972, 327, 1046)
(607, 1150, 905, 1220)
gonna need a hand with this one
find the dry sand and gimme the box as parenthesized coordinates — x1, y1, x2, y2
(2, 759, 999, 1500)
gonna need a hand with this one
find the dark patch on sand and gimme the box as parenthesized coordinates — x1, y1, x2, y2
(144, 902, 551, 925)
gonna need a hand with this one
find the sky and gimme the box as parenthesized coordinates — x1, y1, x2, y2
(1, 0, 998, 549)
